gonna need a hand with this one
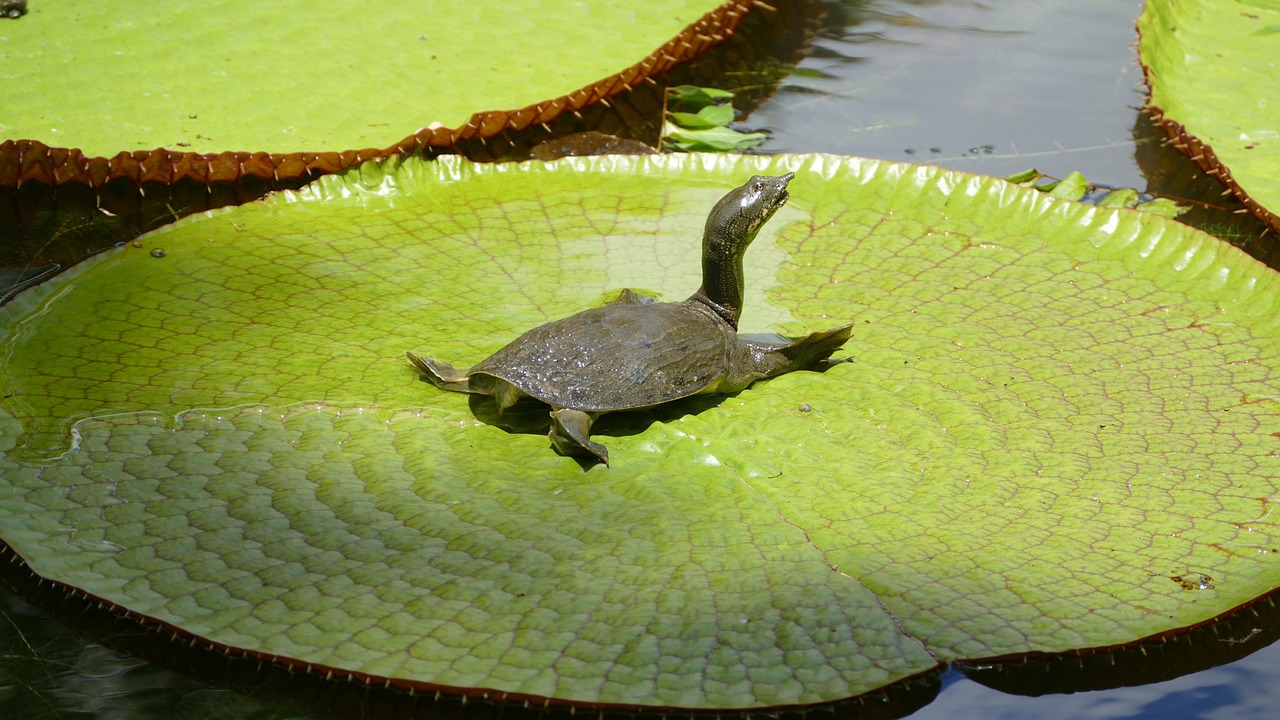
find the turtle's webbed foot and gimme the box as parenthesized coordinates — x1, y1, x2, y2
(549, 408, 609, 467)
(781, 324, 854, 367)
(406, 351, 472, 393)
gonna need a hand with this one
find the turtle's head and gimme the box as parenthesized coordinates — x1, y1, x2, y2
(703, 173, 794, 258)
(695, 173, 795, 327)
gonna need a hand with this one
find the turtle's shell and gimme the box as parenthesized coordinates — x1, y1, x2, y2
(470, 299, 733, 412)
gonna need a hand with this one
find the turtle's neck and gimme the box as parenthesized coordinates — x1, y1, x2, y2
(694, 230, 746, 329)
(689, 173, 794, 330)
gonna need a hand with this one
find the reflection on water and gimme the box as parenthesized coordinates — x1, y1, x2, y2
(0, 264, 59, 305)
(5, 583, 1280, 720)
(918, 648, 1280, 720)
(751, 0, 1152, 184)
(0, 592, 327, 720)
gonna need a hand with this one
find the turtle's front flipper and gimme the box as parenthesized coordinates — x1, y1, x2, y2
(406, 351, 472, 393)
(610, 288, 656, 305)
(549, 408, 609, 466)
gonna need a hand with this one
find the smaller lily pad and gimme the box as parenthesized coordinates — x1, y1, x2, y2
(1139, 0, 1280, 231)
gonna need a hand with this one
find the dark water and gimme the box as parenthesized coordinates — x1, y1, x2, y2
(3, 1, 1278, 719)
(755, 0, 1151, 184)
(922, 657, 1280, 720)
(0, 592, 313, 720)
(751, 0, 1274, 262)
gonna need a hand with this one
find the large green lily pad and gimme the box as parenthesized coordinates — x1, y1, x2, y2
(3, 0, 725, 156)
(1, 154, 1278, 710)
(0, 0, 757, 191)
(1139, 0, 1280, 231)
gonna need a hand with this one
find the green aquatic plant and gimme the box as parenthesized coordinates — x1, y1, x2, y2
(663, 85, 767, 152)
(1005, 168, 1186, 217)
(0, 154, 1277, 712)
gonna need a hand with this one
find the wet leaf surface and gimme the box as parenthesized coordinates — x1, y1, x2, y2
(1, 0, 726, 156)
(1139, 0, 1280, 230)
(1, 154, 1278, 709)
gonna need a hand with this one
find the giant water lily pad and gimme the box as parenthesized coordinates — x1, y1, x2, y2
(1, 154, 1279, 711)
(0, 0, 752, 187)
(1139, 0, 1280, 231)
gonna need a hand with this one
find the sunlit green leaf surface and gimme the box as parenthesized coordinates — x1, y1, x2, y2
(1139, 0, 1280, 222)
(0, 0, 725, 155)
(1, 154, 1278, 709)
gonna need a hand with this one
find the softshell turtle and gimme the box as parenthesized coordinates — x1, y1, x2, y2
(407, 173, 852, 465)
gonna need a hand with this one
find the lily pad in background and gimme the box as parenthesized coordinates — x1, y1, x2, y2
(0, 154, 1278, 712)
(0, 0, 816, 266)
(0, 0, 743, 181)
(1139, 0, 1280, 232)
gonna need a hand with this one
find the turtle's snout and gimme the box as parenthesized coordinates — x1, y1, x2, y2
(774, 172, 795, 207)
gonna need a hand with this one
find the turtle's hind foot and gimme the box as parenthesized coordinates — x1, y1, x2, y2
(782, 324, 853, 368)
